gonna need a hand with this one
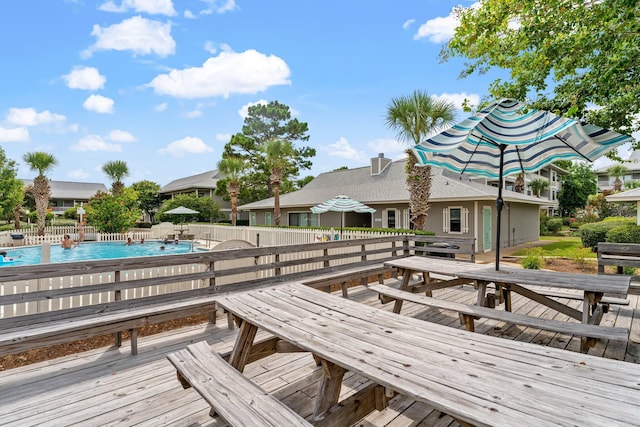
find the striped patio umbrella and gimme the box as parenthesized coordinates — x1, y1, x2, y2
(311, 195, 376, 237)
(412, 99, 632, 270)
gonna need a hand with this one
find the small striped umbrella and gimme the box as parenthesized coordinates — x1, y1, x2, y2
(311, 195, 375, 237)
(412, 99, 633, 269)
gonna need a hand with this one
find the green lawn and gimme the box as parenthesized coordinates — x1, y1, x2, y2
(513, 236, 595, 258)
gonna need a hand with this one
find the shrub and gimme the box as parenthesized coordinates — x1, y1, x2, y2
(63, 207, 78, 219)
(569, 247, 591, 270)
(605, 224, 640, 243)
(521, 247, 543, 269)
(546, 218, 563, 234)
(623, 267, 637, 275)
(135, 222, 152, 228)
(580, 218, 634, 250)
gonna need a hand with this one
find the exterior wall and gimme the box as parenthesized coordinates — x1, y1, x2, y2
(246, 199, 540, 251)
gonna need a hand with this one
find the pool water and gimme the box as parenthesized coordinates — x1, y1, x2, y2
(0, 241, 191, 267)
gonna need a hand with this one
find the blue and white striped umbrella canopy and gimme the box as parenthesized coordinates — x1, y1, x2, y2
(411, 99, 632, 179)
(311, 195, 376, 214)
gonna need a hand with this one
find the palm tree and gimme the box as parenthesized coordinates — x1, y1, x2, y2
(385, 90, 456, 230)
(608, 164, 628, 192)
(529, 178, 550, 197)
(264, 138, 295, 226)
(102, 160, 129, 194)
(217, 156, 246, 226)
(23, 152, 57, 236)
(514, 173, 525, 193)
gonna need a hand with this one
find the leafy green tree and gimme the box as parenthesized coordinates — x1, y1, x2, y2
(385, 90, 456, 230)
(558, 163, 597, 216)
(529, 178, 550, 197)
(23, 151, 56, 235)
(102, 160, 129, 194)
(296, 175, 314, 189)
(131, 180, 161, 222)
(156, 194, 222, 224)
(607, 164, 628, 192)
(222, 101, 315, 202)
(264, 138, 295, 225)
(0, 148, 23, 228)
(217, 156, 246, 226)
(85, 188, 141, 233)
(443, 0, 640, 136)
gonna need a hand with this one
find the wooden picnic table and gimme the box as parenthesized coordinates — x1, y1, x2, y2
(215, 282, 640, 426)
(384, 256, 631, 352)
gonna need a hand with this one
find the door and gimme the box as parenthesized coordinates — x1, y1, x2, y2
(483, 207, 492, 251)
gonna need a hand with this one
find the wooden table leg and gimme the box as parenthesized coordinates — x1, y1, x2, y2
(476, 280, 487, 306)
(313, 359, 347, 420)
(393, 269, 412, 314)
(228, 321, 258, 372)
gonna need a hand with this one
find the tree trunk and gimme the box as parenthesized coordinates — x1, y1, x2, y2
(13, 204, 21, 230)
(514, 174, 525, 193)
(271, 168, 282, 226)
(228, 182, 240, 226)
(406, 153, 431, 231)
(33, 176, 50, 236)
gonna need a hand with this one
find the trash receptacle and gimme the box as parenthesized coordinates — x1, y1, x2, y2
(425, 242, 458, 258)
(10, 233, 25, 247)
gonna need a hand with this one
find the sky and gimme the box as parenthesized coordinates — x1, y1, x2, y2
(0, 0, 632, 188)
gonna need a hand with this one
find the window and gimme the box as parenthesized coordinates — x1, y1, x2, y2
(387, 209, 396, 228)
(288, 212, 319, 227)
(442, 206, 469, 233)
(265, 212, 272, 225)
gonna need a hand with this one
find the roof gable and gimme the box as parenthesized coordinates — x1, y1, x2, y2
(159, 170, 223, 193)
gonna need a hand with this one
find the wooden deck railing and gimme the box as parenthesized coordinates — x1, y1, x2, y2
(0, 235, 475, 319)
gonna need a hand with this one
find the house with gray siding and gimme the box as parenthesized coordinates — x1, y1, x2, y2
(238, 154, 548, 253)
(21, 180, 107, 216)
(159, 169, 238, 221)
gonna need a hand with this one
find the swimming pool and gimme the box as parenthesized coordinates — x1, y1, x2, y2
(0, 241, 192, 267)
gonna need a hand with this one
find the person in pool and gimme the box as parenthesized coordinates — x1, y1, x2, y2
(61, 234, 77, 249)
(0, 250, 14, 262)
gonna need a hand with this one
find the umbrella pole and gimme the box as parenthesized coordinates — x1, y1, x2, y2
(495, 144, 506, 271)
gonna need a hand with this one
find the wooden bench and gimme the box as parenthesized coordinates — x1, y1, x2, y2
(407, 235, 476, 262)
(368, 284, 630, 344)
(167, 341, 312, 426)
(597, 242, 640, 295)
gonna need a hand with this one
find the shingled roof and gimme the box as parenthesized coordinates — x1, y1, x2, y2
(239, 159, 546, 210)
(159, 170, 224, 194)
(21, 180, 107, 200)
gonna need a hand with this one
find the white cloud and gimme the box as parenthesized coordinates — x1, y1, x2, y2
(154, 102, 168, 112)
(83, 16, 175, 58)
(402, 19, 415, 29)
(108, 129, 136, 142)
(200, 0, 236, 15)
(83, 94, 115, 114)
(99, 0, 176, 16)
(71, 135, 122, 152)
(63, 66, 106, 90)
(414, 3, 480, 43)
(158, 136, 213, 157)
(7, 107, 66, 126)
(216, 132, 231, 142)
(325, 137, 367, 161)
(147, 49, 290, 99)
(184, 10, 195, 19)
(238, 99, 268, 119)
(67, 169, 90, 179)
(204, 40, 217, 54)
(181, 108, 203, 119)
(434, 92, 481, 111)
(0, 126, 29, 142)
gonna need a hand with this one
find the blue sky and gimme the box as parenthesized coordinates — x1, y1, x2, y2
(0, 0, 626, 188)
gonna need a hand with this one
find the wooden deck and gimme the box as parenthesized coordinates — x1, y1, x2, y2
(1, 283, 638, 426)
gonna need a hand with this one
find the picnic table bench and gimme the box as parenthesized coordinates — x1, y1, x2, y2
(211, 283, 640, 426)
(384, 257, 632, 352)
(369, 284, 630, 341)
(167, 341, 312, 426)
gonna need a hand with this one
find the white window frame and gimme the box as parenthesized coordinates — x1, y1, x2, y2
(443, 206, 469, 234)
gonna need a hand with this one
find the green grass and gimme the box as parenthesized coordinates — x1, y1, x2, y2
(513, 236, 596, 258)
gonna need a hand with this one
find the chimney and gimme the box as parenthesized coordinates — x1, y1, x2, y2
(371, 153, 391, 176)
